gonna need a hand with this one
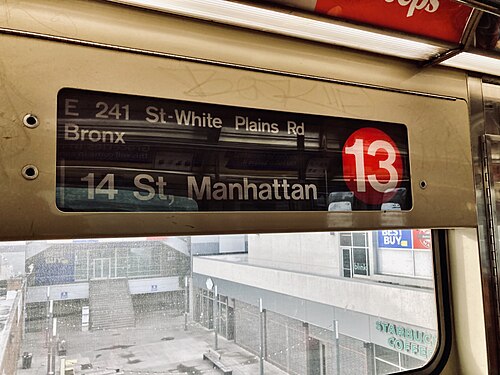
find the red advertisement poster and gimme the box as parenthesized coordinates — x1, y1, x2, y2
(413, 229, 432, 250)
(314, 0, 473, 43)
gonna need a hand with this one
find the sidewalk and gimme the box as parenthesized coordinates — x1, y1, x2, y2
(18, 315, 286, 375)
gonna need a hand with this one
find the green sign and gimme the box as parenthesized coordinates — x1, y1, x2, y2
(375, 320, 436, 359)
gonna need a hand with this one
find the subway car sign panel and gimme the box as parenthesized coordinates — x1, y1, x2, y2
(56, 88, 412, 212)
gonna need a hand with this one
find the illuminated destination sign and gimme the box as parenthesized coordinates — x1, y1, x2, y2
(56, 88, 411, 212)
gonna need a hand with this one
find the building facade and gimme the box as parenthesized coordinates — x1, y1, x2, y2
(24, 238, 191, 333)
(192, 230, 435, 375)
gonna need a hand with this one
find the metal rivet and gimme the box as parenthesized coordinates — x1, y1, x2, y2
(21, 165, 39, 180)
(419, 180, 427, 189)
(23, 114, 39, 128)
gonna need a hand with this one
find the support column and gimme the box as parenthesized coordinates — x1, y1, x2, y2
(45, 287, 51, 348)
(335, 320, 341, 375)
(184, 276, 188, 331)
(214, 285, 218, 350)
(46, 299, 53, 375)
(285, 322, 290, 373)
(50, 318, 57, 374)
(304, 322, 310, 375)
(259, 298, 265, 375)
(364, 342, 376, 375)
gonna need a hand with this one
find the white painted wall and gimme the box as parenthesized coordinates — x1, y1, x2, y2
(0, 291, 21, 371)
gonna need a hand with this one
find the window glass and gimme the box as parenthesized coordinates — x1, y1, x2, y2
(376, 360, 400, 375)
(340, 234, 352, 246)
(377, 249, 414, 276)
(342, 249, 352, 278)
(402, 353, 427, 369)
(375, 230, 433, 280)
(1, 230, 436, 375)
(341, 232, 370, 278)
(353, 248, 369, 275)
(483, 85, 500, 259)
(353, 233, 366, 247)
(375, 344, 400, 363)
(414, 251, 434, 279)
(374, 344, 427, 373)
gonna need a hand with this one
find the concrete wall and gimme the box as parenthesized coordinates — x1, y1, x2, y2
(248, 233, 340, 276)
(193, 257, 436, 330)
(192, 235, 247, 255)
(248, 232, 434, 289)
(0, 291, 23, 375)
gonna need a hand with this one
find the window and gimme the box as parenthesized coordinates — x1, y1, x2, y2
(74, 253, 88, 281)
(374, 344, 426, 374)
(376, 230, 433, 279)
(340, 232, 370, 277)
(1, 231, 437, 375)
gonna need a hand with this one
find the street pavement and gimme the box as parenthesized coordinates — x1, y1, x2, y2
(18, 314, 287, 375)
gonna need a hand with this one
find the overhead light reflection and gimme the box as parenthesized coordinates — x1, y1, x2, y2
(107, 0, 447, 61)
(440, 52, 500, 76)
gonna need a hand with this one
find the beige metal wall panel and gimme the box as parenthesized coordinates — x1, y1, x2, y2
(0, 0, 468, 100)
(0, 33, 476, 240)
(442, 229, 489, 374)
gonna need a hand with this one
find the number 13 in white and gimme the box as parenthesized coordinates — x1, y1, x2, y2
(344, 139, 399, 193)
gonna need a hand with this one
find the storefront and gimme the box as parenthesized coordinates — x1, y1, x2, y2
(375, 230, 433, 279)
(193, 286, 235, 340)
(340, 232, 371, 278)
(192, 277, 437, 375)
(371, 318, 436, 373)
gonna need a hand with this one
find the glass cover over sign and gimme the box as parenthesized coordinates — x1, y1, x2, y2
(56, 89, 411, 212)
